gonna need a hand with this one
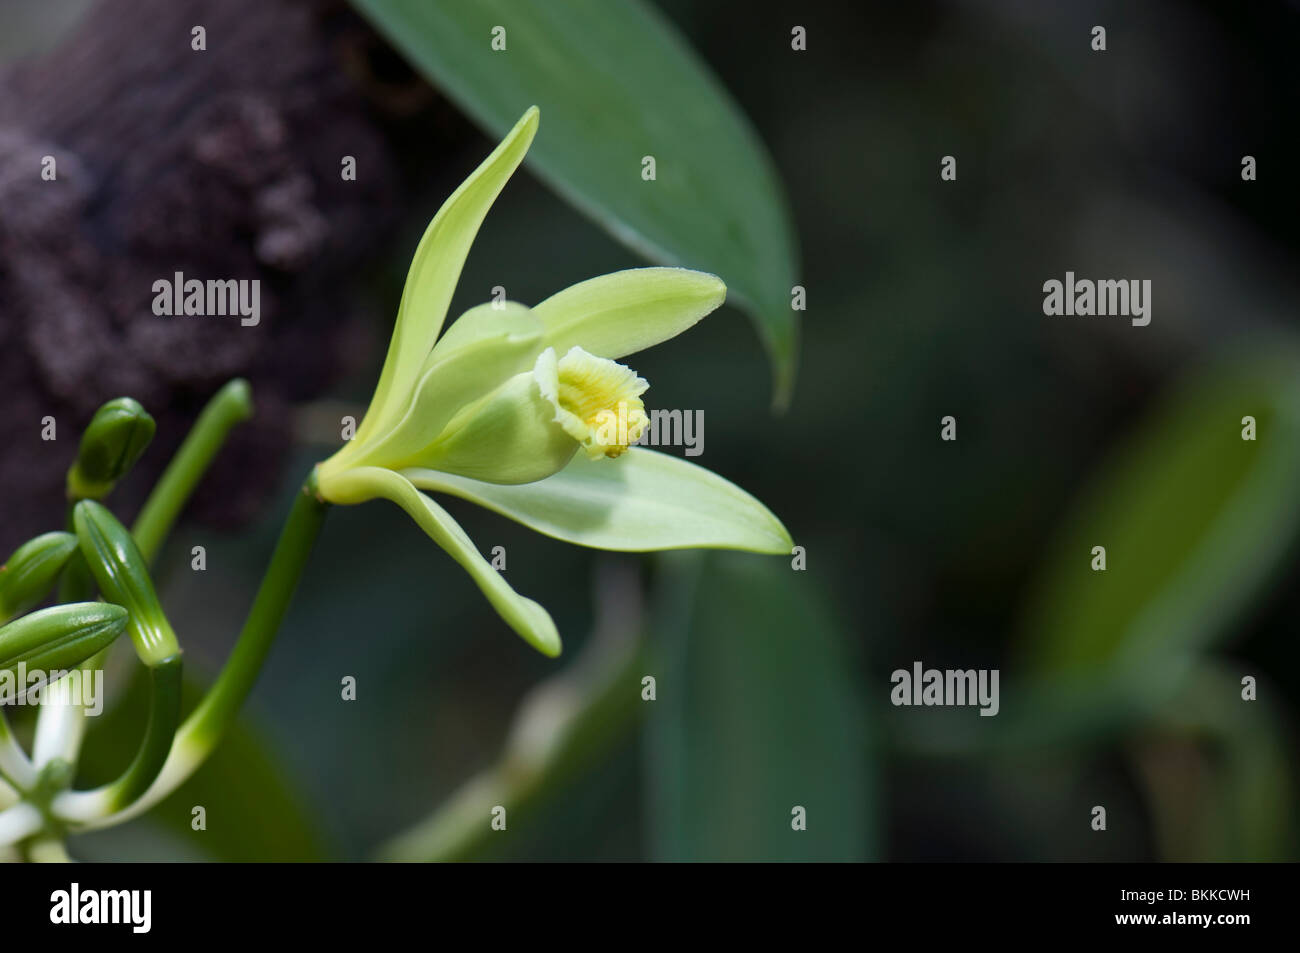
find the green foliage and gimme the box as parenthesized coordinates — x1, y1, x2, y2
(646, 552, 873, 861)
(348, 0, 800, 404)
(1022, 347, 1300, 674)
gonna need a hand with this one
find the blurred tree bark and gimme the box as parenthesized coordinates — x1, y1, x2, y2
(0, 0, 457, 549)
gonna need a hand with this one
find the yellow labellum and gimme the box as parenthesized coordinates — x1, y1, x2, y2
(535, 346, 649, 459)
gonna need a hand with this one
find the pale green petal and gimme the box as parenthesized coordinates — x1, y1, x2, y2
(318, 466, 561, 657)
(404, 447, 792, 554)
(407, 371, 577, 484)
(358, 303, 544, 468)
(427, 300, 538, 362)
(532, 267, 726, 359)
(349, 107, 540, 451)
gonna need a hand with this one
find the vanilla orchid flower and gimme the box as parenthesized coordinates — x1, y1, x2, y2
(315, 107, 791, 657)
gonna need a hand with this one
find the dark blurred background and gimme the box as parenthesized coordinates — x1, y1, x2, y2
(1, 0, 1296, 861)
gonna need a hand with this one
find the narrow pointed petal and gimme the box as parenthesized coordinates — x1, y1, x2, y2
(322, 466, 561, 657)
(532, 267, 726, 359)
(404, 448, 792, 554)
(351, 107, 540, 450)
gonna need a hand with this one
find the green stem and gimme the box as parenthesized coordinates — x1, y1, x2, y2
(132, 379, 253, 564)
(67, 476, 328, 828)
(181, 481, 326, 752)
(377, 579, 646, 862)
(55, 656, 183, 822)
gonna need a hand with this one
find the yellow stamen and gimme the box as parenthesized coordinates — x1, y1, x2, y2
(535, 347, 649, 459)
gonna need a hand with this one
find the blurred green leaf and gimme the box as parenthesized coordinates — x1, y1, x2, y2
(348, 0, 800, 405)
(379, 629, 646, 862)
(1022, 345, 1300, 674)
(646, 552, 872, 861)
(73, 663, 328, 861)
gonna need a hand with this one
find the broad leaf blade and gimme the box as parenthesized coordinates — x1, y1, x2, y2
(349, 0, 800, 405)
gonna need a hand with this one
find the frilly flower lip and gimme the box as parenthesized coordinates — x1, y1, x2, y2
(315, 106, 792, 658)
(535, 346, 650, 461)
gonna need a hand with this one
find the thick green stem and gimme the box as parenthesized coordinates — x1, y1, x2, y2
(68, 477, 328, 828)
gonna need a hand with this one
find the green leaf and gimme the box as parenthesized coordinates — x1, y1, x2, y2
(533, 267, 726, 361)
(324, 467, 561, 656)
(1022, 346, 1300, 673)
(646, 552, 873, 861)
(405, 447, 792, 554)
(348, 106, 540, 454)
(348, 0, 800, 406)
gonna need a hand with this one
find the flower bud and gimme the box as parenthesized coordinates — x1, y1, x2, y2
(0, 532, 79, 624)
(73, 501, 179, 666)
(67, 397, 156, 500)
(0, 602, 127, 693)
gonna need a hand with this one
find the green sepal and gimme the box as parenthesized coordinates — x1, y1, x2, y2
(105, 654, 184, 812)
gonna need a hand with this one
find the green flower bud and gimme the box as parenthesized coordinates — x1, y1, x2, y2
(0, 602, 128, 694)
(67, 397, 156, 500)
(72, 501, 179, 666)
(0, 532, 79, 624)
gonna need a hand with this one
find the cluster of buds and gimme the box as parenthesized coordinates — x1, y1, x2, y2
(1, 396, 185, 850)
(0, 105, 792, 861)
